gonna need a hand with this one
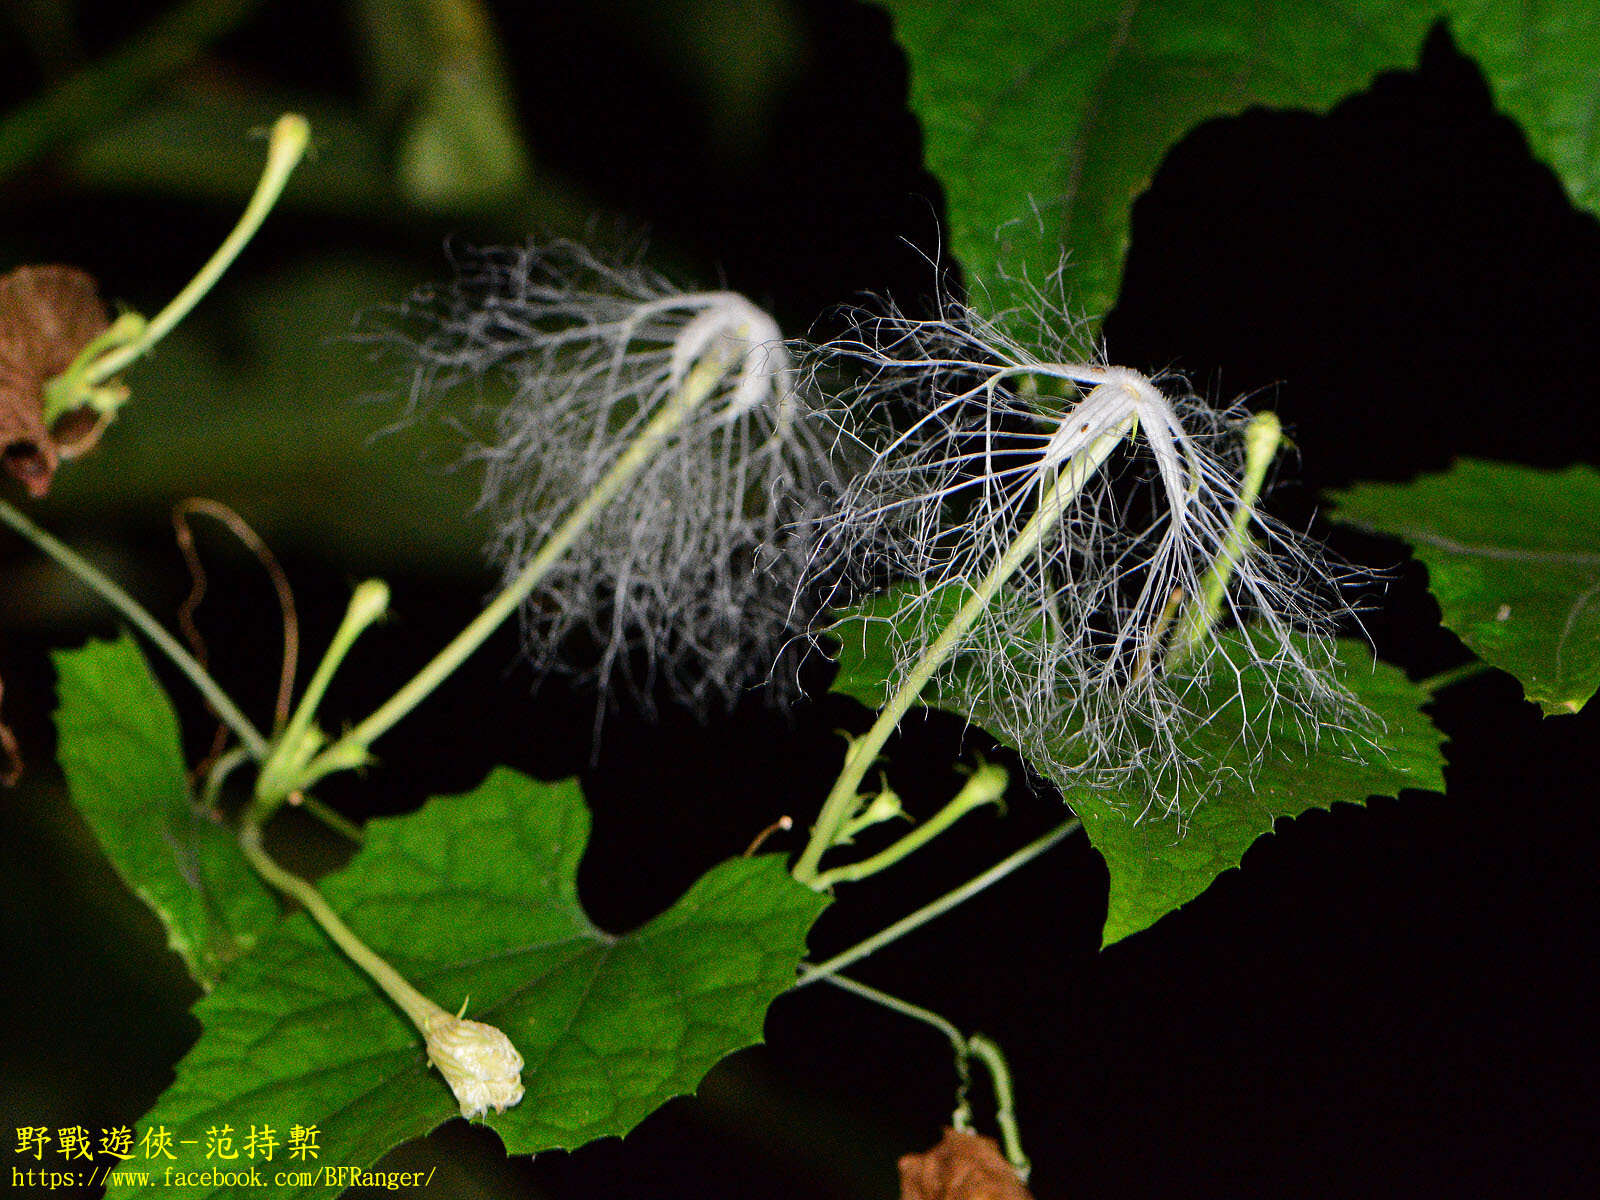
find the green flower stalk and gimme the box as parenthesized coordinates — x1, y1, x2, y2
(239, 820, 524, 1120)
(3, 113, 308, 501)
(43, 112, 310, 427)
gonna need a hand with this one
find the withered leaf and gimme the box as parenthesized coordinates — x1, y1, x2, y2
(898, 1128, 1035, 1200)
(0, 264, 112, 498)
(0, 672, 22, 786)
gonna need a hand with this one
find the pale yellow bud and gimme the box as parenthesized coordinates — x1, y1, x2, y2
(424, 1010, 525, 1120)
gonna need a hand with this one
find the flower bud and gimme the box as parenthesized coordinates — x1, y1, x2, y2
(424, 1010, 525, 1120)
(666, 291, 792, 421)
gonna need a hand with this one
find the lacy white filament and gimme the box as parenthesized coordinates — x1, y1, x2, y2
(815, 293, 1360, 809)
(391, 240, 835, 720)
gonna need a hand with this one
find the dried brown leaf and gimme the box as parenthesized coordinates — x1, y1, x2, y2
(0, 264, 112, 497)
(898, 1128, 1034, 1200)
(0, 671, 22, 786)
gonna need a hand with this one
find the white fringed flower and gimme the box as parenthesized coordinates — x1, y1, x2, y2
(816, 291, 1358, 807)
(392, 240, 836, 718)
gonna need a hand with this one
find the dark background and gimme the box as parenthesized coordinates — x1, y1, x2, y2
(2, 3, 1596, 1197)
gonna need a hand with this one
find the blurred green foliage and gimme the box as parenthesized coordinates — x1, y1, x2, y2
(2, 0, 551, 578)
(0, 4, 844, 1195)
(1, 0, 812, 575)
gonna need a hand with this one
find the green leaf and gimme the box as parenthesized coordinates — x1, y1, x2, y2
(1332, 459, 1600, 715)
(879, 1, 1600, 329)
(878, 0, 1437, 326)
(52, 633, 278, 990)
(828, 593, 1444, 945)
(111, 768, 827, 1198)
(1446, 2, 1600, 214)
(1056, 638, 1444, 944)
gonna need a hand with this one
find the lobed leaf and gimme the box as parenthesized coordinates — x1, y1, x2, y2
(1332, 459, 1600, 715)
(1052, 637, 1445, 944)
(109, 767, 827, 1199)
(829, 596, 1445, 944)
(878, 0, 1600, 329)
(52, 632, 278, 990)
(1445, 0, 1600, 214)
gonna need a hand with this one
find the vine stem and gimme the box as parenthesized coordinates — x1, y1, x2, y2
(967, 1033, 1030, 1177)
(299, 345, 737, 783)
(792, 410, 1130, 884)
(0, 498, 268, 758)
(813, 974, 1031, 1178)
(795, 816, 1080, 987)
(818, 971, 965, 1048)
(238, 820, 442, 1031)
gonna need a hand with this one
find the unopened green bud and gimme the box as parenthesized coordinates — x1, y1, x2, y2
(347, 578, 391, 632)
(841, 777, 907, 842)
(953, 761, 1008, 813)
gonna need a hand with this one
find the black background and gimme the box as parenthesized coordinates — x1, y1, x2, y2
(2, 5, 1596, 1197)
